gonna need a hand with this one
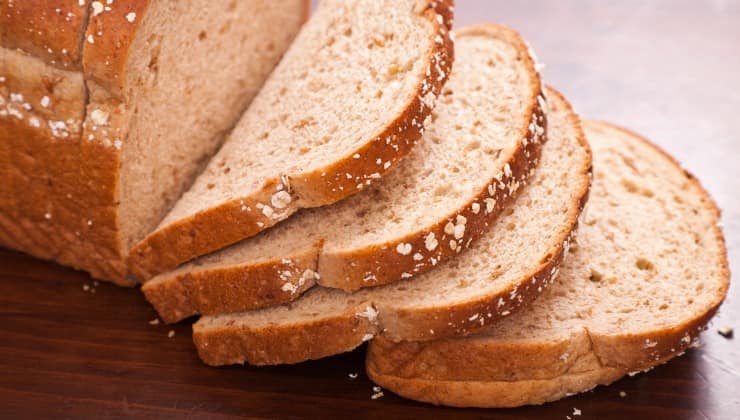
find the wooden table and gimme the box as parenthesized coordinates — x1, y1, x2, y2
(1, 1, 738, 418)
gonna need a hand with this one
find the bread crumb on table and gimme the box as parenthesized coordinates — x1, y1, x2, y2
(619, 391, 627, 397)
(167, 330, 175, 338)
(572, 408, 582, 416)
(149, 318, 160, 325)
(717, 326, 733, 338)
(371, 386, 384, 400)
(348, 373, 358, 380)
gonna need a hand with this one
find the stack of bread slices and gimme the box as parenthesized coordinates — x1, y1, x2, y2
(1, 0, 729, 408)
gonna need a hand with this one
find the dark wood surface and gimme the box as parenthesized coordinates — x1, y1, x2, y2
(2, 1, 738, 418)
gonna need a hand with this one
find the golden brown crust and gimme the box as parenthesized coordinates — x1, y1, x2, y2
(0, 1, 150, 285)
(190, 86, 593, 366)
(363, 121, 730, 408)
(365, 314, 716, 407)
(126, 0, 456, 282)
(193, 294, 377, 366)
(143, 241, 322, 323)
(0, 0, 89, 69)
(366, 360, 624, 408)
(0, 45, 130, 284)
(82, 0, 151, 99)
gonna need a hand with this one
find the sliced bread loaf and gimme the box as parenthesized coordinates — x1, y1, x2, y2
(142, 24, 546, 324)
(127, 0, 455, 281)
(190, 88, 592, 366)
(1, 0, 308, 284)
(365, 121, 730, 408)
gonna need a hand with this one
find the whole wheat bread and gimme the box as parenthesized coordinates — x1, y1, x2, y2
(190, 88, 591, 366)
(0, 0, 307, 285)
(365, 121, 730, 408)
(142, 24, 546, 324)
(127, 0, 456, 281)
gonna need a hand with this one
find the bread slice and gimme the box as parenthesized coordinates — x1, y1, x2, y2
(142, 24, 547, 324)
(365, 121, 730, 408)
(190, 88, 592, 366)
(1, 1, 308, 284)
(127, 0, 455, 281)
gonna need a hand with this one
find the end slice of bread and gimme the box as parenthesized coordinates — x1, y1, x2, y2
(365, 120, 730, 408)
(127, 0, 455, 281)
(190, 87, 592, 366)
(142, 24, 546, 323)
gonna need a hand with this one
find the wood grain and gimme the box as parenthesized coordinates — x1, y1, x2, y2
(1, 1, 738, 418)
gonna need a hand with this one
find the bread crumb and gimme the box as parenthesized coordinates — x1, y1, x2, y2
(717, 326, 733, 338)
(395, 242, 412, 255)
(348, 373, 358, 380)
(91, 1, 104, 15)
(424, 232, 438, 251)
(644, 339, 658, 348)
(167, 330, 175, 338)
(281, 282, 299, 294)
(261, 205, 274, 218)
(485, 198, 495, 214)
(619, 391, 627, 397)
(573, 408, 582, 416)
(82, 284, 90, 292)
(371, 386, 384, 400)
(356, 306, 378, 323)
(271, 191, 292, 209)
(90, 109, 109, 125)
(149, 318, 160, 325)
(126, 12, 136, 23)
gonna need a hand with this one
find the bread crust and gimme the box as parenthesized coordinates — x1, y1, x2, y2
(194, 293, 377, 366)
(143, 240, 322, 323)
(191, 87, 593, 366)
(140, 24, 545, 323)
(363, 121, 730, 408)
(0, 1, 153, 285)
(82, 0, 151, 99)
(0, 0, 89, 69)
(127, 0, 456, 281)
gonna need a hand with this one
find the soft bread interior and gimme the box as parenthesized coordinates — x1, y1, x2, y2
(117, 0, 305, 250)
(157, 0, 443, 225)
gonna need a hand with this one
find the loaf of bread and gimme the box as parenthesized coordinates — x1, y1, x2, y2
(141, 24, 546, 324)
(190, 87, 591, 366)
(365, 121, 730, 408)
(127, 0, 455, 281)
(0, 0, 308, 285)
